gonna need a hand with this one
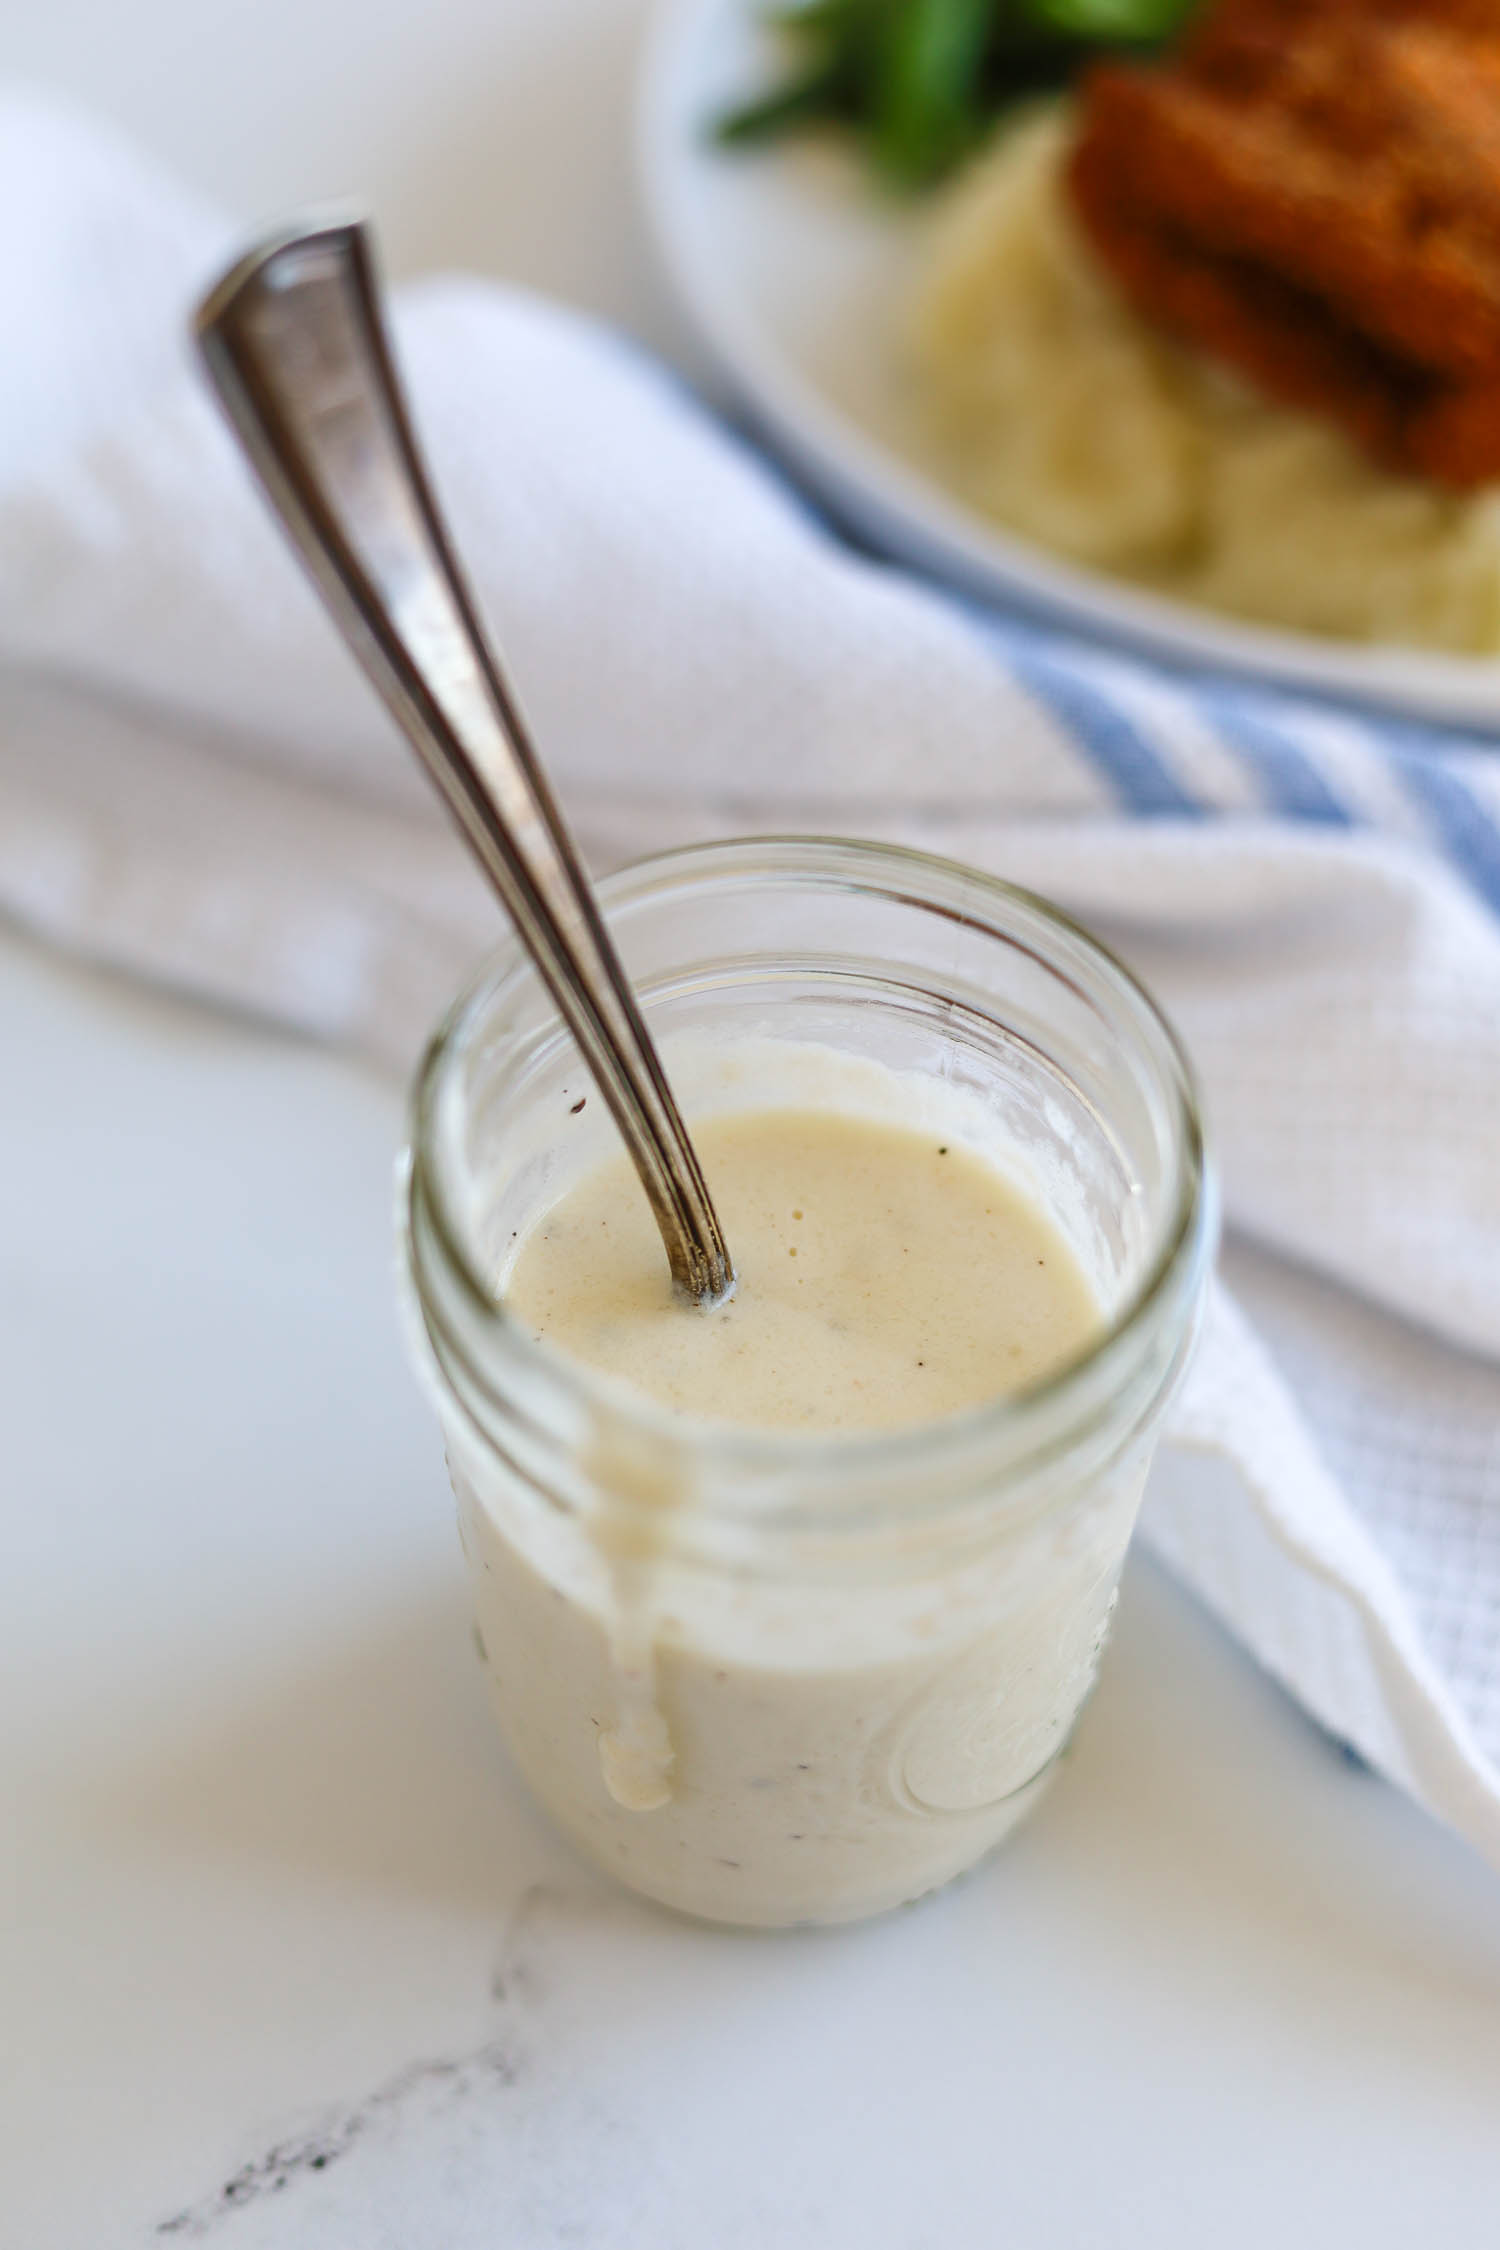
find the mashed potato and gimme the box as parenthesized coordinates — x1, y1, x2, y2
(909, 107, 1500, 653)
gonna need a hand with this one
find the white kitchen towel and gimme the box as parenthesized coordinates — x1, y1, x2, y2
(3, 89, 1498, 1868)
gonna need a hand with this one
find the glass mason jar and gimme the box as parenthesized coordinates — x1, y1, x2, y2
(400, 838, 1213, 1928)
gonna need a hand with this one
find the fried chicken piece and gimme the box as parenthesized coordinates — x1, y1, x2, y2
(1067, 0, 1500, 485)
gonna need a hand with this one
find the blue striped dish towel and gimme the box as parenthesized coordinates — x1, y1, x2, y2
(2, 91, 1497, 1869)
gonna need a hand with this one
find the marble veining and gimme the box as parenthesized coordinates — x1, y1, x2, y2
(155, 2045, 522, 2239)
(152, 1886, 563, 2243)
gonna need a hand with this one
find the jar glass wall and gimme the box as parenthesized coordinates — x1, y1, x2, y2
(401, 838, 1214, 1927)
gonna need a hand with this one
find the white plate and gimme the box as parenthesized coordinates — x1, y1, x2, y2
(640, 0, 1500, 729)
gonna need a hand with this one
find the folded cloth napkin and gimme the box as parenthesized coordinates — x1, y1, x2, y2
(5, 90, 1499, 1869)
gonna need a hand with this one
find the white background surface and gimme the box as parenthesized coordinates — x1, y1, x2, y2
(4, 5, 1500, 2243)
(10, 0, 697, 364)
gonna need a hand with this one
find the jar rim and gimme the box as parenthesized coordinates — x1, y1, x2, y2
(402, 836, 1215, 1508)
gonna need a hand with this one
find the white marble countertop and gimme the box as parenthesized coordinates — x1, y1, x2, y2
(4, 5, 1500, 2241)
(7, 933, 1499, 2246)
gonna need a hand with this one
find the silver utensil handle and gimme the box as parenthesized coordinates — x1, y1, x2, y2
(195, 220, 733, 1306)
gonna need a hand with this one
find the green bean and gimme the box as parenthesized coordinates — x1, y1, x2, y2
(713, 0, 1201, 186)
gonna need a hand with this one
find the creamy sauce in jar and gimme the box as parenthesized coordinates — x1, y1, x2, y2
(447, 1087, 1133, 1925)
(410, 842, 1207, 1929)
(506, 1108, 1101, 1433)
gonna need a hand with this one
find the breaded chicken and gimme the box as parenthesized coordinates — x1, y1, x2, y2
(1067, 0, 1500, 484)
